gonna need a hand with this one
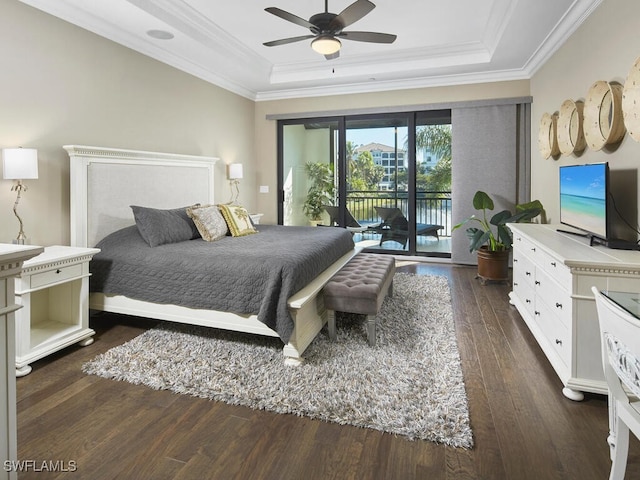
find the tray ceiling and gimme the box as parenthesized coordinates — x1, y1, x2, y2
(19, 0, 602, 100)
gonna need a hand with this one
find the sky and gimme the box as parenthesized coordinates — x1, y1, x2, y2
(346, 127, 409, 148)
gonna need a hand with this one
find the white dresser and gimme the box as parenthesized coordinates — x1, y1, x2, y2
(508, 224, 640, 401)
(0, 244, 43, 480)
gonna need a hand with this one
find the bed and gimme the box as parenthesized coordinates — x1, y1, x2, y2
(66, 145, 358, 364)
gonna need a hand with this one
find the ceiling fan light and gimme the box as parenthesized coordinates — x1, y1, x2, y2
(311, 36, 341, 55)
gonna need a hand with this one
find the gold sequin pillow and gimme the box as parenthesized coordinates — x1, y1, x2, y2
(186, 204, 228, 242)
(218, 204, 257, 237)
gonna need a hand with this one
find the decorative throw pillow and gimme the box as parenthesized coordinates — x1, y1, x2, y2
(131, 205, 200, 247)
(186, 204, 229, 242)
(218, 204, 257, 237)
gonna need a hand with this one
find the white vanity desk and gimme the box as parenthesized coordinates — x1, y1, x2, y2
(0, 244, 43, 480)
(508, 224, 640, 400)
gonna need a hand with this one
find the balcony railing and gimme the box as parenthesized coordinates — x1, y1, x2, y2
(345, 190, 453, 236)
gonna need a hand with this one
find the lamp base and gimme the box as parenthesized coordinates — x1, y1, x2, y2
(12, 238, 26, 245)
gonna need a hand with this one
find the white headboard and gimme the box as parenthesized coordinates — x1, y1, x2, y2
(66, 145, 219, 248)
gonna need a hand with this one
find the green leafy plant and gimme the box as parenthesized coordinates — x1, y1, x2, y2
(453, 191, 544, 252)
(302, 162, 335, 221)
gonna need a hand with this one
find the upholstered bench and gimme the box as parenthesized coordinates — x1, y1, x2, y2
(323, 253, 396, 346)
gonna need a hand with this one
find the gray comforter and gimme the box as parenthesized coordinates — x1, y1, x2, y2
(90, 224, 354, 343)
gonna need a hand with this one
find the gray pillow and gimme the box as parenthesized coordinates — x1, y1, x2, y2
(131, 205, 200, 247)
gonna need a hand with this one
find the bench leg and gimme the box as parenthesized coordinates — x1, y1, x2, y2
(366, 314, 376, 346)
(388, 280, 393, 298)
(327, 309, 337, 341)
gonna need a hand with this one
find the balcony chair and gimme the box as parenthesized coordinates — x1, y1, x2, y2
(373, 206, 443, 248)
(592, 286, 640, 480)
(322, 205, 370, 233)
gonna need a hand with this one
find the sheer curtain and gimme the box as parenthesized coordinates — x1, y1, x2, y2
(451, 103, 531, 264)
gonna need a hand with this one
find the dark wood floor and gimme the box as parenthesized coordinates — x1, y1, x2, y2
(15, 263, 640, 479)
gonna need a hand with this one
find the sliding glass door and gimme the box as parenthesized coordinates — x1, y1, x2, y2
(279, 118, 340, 226)
(345, 115, 410, 254)
(278, 110, 452, 258)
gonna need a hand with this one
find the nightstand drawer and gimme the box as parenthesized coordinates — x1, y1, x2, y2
(30, 264, 82, 289)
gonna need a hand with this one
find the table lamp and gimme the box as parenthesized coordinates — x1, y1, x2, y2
(2, 148, 38, 244)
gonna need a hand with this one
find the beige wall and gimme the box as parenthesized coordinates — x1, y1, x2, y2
(255, 80, 531, 223)
(530, 0, 640, 237)
(0, 0, 256, 246)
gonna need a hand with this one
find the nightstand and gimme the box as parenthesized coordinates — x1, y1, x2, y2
(14, 245, 100, 376)
(249, 213, 264, 225)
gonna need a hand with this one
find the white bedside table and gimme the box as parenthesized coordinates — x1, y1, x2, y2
(249, 213, 264, 225)
(14, 245, 100, 376)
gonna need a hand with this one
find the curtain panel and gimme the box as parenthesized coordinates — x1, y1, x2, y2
(451, 103, 531, 265)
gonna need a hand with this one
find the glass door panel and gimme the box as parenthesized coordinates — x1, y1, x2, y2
(415, 110, 452, 256)
(280, 120, 339, 226)
(346, 116, 409, 253)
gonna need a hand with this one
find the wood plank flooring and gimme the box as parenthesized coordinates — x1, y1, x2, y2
(15, 263, 640, 479)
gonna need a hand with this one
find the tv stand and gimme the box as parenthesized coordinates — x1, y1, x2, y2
(556, 228, 588, 238)
(508, 224, 640, 400)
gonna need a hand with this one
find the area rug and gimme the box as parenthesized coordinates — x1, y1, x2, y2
(82, 273, 473, 448)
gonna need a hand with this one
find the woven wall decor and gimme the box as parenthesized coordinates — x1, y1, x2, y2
(583, 80, 626, 151)
(557, 99, 586, 155)
(538, 112, 559, 159)
(622, 56, 640, 142)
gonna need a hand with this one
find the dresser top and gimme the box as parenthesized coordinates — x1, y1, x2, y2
(509, 223, 640, 271)
(0, 244, 44, 265)
(21, 245, 100, 268)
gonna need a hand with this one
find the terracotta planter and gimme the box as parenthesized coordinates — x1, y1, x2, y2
(476, 246, 510, 284)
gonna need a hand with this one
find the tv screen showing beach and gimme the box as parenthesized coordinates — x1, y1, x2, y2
(559, 163, 607, 239)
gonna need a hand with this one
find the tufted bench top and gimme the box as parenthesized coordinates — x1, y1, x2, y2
(323, 253, 396, 316)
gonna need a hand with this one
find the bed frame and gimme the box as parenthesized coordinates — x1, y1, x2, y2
(66, 145, 357, 364)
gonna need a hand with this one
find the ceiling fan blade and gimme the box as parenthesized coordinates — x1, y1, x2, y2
(264, 7, 315, 29)
(339, 31, 397, 44)
(331, 0, 375, 29)
(263, 35, 315, 47)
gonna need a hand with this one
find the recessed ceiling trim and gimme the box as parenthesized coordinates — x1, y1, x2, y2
(256, 68, 532, 102)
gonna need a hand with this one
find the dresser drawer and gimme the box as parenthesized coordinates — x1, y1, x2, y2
(30, 264, 82, 289)
(535, 300, 571, 368)
(537, 249, 572, 286)
(513, 250, 536, 287)
(535, 268, 572, 328)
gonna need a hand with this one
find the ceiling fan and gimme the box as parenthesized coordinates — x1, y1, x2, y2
(263, 0, 397, 60)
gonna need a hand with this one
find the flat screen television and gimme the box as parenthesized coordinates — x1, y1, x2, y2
(559, 162, 609, 240)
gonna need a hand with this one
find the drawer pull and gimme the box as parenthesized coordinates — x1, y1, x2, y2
(535, 280, 540, 285)
(550, 262, 556, 267)
(525, 271, 531, 276)
(555, 339, 562, 346)
(531, 247, 536, 252)
(56, 269, 61, 274)
(525, 299, 531, 304)
(514, 282, 518, 287)
(535, 310, 540, 316)
(514, 258, 518, 263)
(555, 302, 563, 309)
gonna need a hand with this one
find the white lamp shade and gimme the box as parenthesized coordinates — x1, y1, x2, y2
(2, 148, 38, 180)
(311, 36, 341, 55)
(229, 163, 243, 180)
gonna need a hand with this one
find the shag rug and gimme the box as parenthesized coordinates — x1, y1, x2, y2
(82, 273, 473, 448)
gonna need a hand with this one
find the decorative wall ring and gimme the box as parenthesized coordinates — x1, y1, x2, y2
(583, 80, 626, 151)
(538, 112, 559, 159)
(557, 99, 586, 155)
(622, 56, 640, 142)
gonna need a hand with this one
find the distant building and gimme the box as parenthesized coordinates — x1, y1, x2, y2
(355, 142, 406, 190)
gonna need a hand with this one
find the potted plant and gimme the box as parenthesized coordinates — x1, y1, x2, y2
(453, 190, 543, 283)
(302, 162, 335, 225)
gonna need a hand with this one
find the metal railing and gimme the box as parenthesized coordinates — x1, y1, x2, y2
(345, 190, 452, 236)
